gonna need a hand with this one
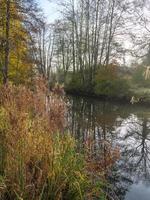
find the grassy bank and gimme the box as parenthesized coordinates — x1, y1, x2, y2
(0, 79, 118, 200)
(66, 87, 150, 106)
(64, 65, 150, 105)
(65, 88, 131, 104)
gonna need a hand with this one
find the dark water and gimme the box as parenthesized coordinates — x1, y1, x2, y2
(67, 95, 150, 200)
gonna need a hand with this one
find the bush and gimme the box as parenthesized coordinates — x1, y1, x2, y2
(94, 67, 129, 98)
(0, 79, 106, 200)
(65, 72, 92, 93)
(65, 64, 130, 98)
(132, 66, 150, 87)
(65, 73, 83, 91)
(94, 79, 129, 98)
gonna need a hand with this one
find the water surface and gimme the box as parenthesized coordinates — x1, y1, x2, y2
(68, 95, 150, 200)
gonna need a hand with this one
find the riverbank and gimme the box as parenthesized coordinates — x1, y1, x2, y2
(65, 87, 150, 106)
(0, 82, 117, 200)
(63, 64, 150, 106)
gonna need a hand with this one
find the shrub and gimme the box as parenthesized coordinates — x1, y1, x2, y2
(94, 67, 129, 98)
(132, 66, 150, 87)
(65, 73, 85, 93)
(65, 73, 83, 92)
(0, 79, 107, 200)
(94, 79, 129, 98)
(65, 71, 93, 94)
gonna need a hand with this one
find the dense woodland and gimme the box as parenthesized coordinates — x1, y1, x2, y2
(0, 0, 150, 199)
(1, 0, 150, 100)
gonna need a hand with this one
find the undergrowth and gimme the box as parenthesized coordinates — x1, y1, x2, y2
(0, 78, 118, 200)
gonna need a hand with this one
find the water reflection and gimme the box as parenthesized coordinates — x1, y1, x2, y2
(68, 95, 150, 200)
(117, 115, 150, 181)
(125, 181, 150, 200)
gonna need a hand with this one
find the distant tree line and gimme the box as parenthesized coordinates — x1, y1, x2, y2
(1, 0, 150, 87)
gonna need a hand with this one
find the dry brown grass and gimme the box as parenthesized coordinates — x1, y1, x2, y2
(0, 78, 119, 200)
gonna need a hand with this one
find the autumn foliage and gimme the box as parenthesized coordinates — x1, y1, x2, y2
(0, 78, 67, 198)
(0, 78, 119, 200)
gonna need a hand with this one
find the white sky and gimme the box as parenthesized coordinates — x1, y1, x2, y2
(38, 0, 59, 23)
(37, 0, 150, 65)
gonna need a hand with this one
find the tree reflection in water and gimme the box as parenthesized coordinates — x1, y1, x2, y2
(68, 95, 150, 200)
(117, 114, 150, 181)
(112, 114, 150, 199)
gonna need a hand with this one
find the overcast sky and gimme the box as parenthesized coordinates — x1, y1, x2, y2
(37, 0, 150, 65)
(38, 0, 59, 22)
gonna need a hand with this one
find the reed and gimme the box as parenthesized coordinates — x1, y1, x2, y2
(0, 79, 108, 200)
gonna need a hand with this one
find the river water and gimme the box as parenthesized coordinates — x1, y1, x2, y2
(67, 95, 150, 200)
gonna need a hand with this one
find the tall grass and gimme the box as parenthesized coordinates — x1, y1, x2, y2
(0, 79, 118, 199)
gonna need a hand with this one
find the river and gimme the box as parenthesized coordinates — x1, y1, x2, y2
(67, 95, 150, 200)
